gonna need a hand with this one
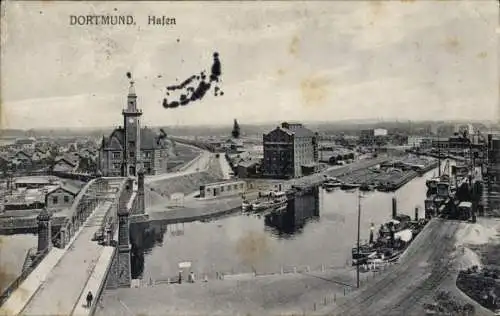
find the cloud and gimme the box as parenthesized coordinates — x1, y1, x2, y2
(1, 0, 498, 128)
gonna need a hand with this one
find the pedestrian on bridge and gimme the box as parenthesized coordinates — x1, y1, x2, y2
(86, 291, 93, 308)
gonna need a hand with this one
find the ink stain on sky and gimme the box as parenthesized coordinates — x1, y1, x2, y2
(161, 52, 223, 109)
(300, 75, 330, 107)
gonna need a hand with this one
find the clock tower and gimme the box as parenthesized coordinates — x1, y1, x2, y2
(122, 80, 142, 177)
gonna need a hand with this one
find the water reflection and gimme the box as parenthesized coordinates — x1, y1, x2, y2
(129, 222, 166, 279)
(264, 187, 320, 238)
(129, 169, 435, 280)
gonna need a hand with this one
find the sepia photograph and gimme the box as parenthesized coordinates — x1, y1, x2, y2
(0, 1, 499, 315)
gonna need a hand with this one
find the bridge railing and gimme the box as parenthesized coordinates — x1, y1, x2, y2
(0, 248, 49, 307)
(53, 178, 106, 248)
(93, 178, 128, 245)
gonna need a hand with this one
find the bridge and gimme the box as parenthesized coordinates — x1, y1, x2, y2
(0, 173, 145, 316)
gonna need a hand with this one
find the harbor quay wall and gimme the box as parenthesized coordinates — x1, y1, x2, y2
(149, 206, 241, 225)
(136, 198, 244, 225)
(147, 159, 224, 199)
(0, 215, 66, 234)
(138, 158, 392, 226)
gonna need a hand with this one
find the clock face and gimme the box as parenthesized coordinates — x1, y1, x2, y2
(128, 118, 135, 124)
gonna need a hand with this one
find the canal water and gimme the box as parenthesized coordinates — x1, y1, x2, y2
(130, 168, 438, 281)
(0, 168, 437, 289)
(0, 234, 37, 292)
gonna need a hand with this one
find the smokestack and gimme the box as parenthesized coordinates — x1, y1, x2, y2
(392, 197, 397, 219)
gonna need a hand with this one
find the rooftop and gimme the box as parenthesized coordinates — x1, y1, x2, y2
(4, 186, 59, 205)
(14, 176, 59, 185)
(101, 127, 170, 150)
(201, 179, 246, 186)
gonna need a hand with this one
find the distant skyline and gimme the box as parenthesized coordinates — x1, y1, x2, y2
(1, 1, 498, 129)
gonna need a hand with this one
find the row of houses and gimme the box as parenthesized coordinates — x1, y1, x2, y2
(0, 148, 98, 175)
(1, 176, 83, 214)
(3, 136, 98, 154)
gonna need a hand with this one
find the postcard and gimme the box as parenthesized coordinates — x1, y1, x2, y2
(0, 1, 499, 315)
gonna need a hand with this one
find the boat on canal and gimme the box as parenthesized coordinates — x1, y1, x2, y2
(323, 177, 343, 190)
(244, 191, 288, 212)
(341, 183, 361, 190)
(352, 216, 424, 267)
(242, 200, 251, 211)
(359, 183, 375, 191)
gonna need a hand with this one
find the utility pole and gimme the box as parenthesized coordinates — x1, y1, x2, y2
(438, 135, 442, 177)
(356, 190, 362, 289)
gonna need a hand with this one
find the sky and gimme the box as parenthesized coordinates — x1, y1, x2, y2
(0, 0, 498, 129)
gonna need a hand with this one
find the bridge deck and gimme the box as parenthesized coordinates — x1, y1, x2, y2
(19, 202, 112, 316)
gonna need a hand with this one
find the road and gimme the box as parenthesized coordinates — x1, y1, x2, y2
(325, 218, 495, 316)
(96, 267, 357, 316)
(18, 202, 113, 316)
(145, 151, 212, 184)
(218, 154, 233, 180)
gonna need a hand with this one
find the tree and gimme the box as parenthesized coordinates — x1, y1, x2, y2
(231, 119, 241, 139)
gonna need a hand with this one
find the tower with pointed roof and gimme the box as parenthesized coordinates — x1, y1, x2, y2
(99, 80, 170, 177)
(122, 81, 142, 177)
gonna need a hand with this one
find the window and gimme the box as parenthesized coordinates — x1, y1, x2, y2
(145, 151, 152, 158)
(52, 196, 58, 204)
(113, 163, 121, 169)
(221, 186, 225, 192)
(112, 152, 121, 159)
(64, 195, 70, 203)
(130, 151, 135, 158)
(129, 141, 135, 147)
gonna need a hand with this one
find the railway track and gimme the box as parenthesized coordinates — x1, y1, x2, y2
(329, 219, 491, 316)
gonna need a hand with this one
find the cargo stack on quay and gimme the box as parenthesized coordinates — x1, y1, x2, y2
(322, 155, 438, 193)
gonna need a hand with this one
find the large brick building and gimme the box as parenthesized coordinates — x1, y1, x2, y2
(262, 122, 318, 179)
(99, 81, 169, 177)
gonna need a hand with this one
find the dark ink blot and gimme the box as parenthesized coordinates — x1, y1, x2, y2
(160, 52, 223, 109)
(126, 72, 132, 79)
(210, 52, 221, 82)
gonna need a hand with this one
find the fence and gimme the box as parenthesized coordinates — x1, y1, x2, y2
(129, 261, 400, 315)
(134, 259, 398, 287)
(0, 248, 49, 307)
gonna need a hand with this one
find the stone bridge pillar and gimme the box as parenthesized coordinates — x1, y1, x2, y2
(116, 179, 133, 287)
(138, 170, 145, 214)
(37, 209, 52, 254)
(60, 227, 67, 248)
